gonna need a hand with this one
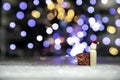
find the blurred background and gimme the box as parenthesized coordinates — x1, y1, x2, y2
(0, 0, 120, 58)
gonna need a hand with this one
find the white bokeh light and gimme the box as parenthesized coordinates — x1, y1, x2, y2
(46, 27, 53, 34)
(36, 35, 43, 42)
(101, 0, 108, 4)
(55, 38, 61, 45)
(9, 22, 16, 28)
(52, 23, 59, 30)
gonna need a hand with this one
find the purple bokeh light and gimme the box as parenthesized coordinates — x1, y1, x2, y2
(115, 38, 120, 46)
(87, 6, 94, 13)
(102, 16, 109, 23)
(90, 34, 97, 41)
(102, 37, 111, 45)
(115, 19, 120, 27)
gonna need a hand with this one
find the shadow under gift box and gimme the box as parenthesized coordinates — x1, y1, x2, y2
(76, 53, 90, 66)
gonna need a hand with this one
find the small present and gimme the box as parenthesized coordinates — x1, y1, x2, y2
(76, 53, 90, 66)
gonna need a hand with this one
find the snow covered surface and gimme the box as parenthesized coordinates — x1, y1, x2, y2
(0, 57, 120, 80)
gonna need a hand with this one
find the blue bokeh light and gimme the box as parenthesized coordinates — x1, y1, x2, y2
(43, 41, 50, 47)
(90, 0, 96, 5)
(19, 2, 27, 10)
(27, 19, 36, 27)
(16, 11, 25, 19)
(3, 2, 11, 11)
(87, 6, 94, 13)
(109, 8, 116, 15)
(102, 16, 109, 23)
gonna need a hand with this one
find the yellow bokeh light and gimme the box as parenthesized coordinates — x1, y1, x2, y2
(31, 10, 41, 18)
(47, 2, 55, 10)
(47, 13, 55, 20)
(57, 0, 64, 3)
(57, 13, 65, 20)
(64, 16, 72, 23)
(57, 7, 65, 14)
(67, 9, 75, 18)
(107, 25, 116, 34)
(117, 7, 120, 14)
(109, 47, 119, 56)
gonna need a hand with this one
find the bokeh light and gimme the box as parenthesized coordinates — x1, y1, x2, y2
(54, 44, 61, 50)
(76, 0, 82, 6)
(36, 35, 43, 42)
(82, 24, 89, 31)
(115, 19, 120, 27)
(16, 11, 25, 19)
(117, 7, 120, 14)
(102, 16, 109, 23)
(19, 2, 27, 10)
(46, 27, 53, 34)
(33, 0, 40, 5)
(9, 22, 16, 28)
(10, 44, 16, 50)
(90, 0, 96, 5)
(90, 34, 97, 41)
(66, 26, 73, 33)
(20, 31, 27, 37)
(109, 47, 119, 56)
(31, 10, 41, 19)
(115, 0, 120, 4)
(27, 19, 36, 27)
(52, 23, 59, 30)
(102, 37, 111, 45)
(107, 26, 116, 34)
(87, 6, 95, 13)
(43, 41, 50, 47)
(3, 2, 11, 11)
(115, 38, 120, 46)
(2, 0, 120, 57)
(109, 8, 116, 15)
(27, 43, 34, 49)
(101, 0, 108, 4)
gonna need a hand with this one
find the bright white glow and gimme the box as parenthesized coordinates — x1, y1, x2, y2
(70, 43, 85, 57)
(101, 0, 108, 4)
(52, 23, 59, 30)
(67, 36, 80, 45)
(36, 35, 43, 42)
(91, 22, 101, 31)
(82, 42, 88, 48)
(54, 44, 61, 50)
(46, 27, 53, 34)
(45, 0, 52, 4)
(9, 22, 16, 28)
(89, 17, 96, 25)
(77, 31, 84, 38)
(10, 44, 16, 50)
(20, 31, 27, 37)
(27, 43, 34, 49)
(55, 38, 61, 44)
(116, 0, 120, 4)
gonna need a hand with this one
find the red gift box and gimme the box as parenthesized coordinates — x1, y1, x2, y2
(76, 53, 90, 66)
